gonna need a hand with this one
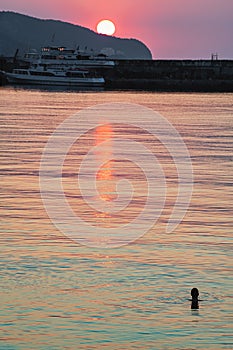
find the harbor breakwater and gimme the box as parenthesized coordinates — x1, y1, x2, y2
(105, 59, 233, 92)
(1, 56, 233, 92)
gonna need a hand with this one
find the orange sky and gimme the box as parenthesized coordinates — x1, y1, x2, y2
(1, 0, 233, 58)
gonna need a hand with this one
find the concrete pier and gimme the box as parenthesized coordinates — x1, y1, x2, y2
(103, 59, 233, 91)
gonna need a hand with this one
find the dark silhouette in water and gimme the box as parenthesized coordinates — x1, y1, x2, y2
(191, 287, 199, 309)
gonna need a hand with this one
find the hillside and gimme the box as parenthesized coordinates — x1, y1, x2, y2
(0, 11, 152, 59)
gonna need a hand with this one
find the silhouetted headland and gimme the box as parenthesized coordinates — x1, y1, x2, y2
(0, 11, 151, 59)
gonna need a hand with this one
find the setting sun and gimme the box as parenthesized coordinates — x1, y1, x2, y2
(96, 19, 116, 36)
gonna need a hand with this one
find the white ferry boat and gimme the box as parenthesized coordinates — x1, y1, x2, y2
(3, 67, 105, 87)
(24, 46, 115, 68)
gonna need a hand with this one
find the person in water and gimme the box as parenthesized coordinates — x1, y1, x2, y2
(191, 287, 199, 309)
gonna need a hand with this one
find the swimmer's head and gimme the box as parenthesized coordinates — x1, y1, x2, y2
(191, 287, 199, 299)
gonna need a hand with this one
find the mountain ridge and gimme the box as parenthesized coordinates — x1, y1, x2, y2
(0, 11, 152, 59)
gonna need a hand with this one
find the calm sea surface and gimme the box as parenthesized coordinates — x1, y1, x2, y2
(0, 87, 232, 349)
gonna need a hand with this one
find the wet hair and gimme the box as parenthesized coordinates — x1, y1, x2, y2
(191, 287, 199, 299)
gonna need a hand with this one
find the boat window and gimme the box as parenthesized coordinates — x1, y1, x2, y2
(29, 71, 55, 76)
(41, 55, 57, 59)
(76, 55, 90, 60)
(66, 71, 85, 77)
(14, 70, 28, 75)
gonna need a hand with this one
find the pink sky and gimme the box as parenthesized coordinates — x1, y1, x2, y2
(0, 0, 233, 58)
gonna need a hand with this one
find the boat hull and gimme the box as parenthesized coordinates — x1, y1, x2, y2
(4, 72, 105, 87)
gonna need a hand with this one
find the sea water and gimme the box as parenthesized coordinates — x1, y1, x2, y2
(0, 87, 232, 349)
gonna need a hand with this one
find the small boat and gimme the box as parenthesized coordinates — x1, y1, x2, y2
(2, 66, 105, 87)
